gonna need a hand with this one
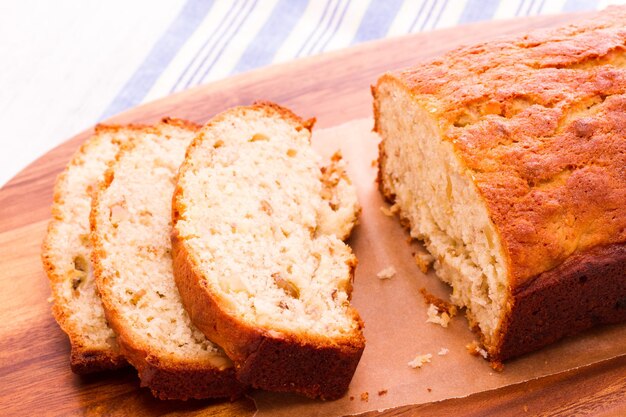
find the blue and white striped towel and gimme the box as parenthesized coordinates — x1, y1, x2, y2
(1, 0, 623, 187)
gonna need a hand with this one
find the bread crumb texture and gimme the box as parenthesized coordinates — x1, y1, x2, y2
(174, 105, 361, 339)
(408, 353, 432, 369)
(426, 303, 452, 328)
(380, 203, 399, 217)
(92, 119, 232, 369)
(377, 266, 397, 280)
(42, 124, 143, 372)
(414, 251, 434, 273)
(466, 341, 489, 359)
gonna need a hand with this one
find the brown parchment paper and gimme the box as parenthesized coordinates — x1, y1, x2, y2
(252, 119, 626, 417)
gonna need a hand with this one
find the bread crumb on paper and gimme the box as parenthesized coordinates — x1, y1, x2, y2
(360, 392, 369, 402)
(378, 389, 388, 396)
(466, 340, 489, 359)
(408, 353, 432, 369)
(377, 266, 396, 280)
(438, 347, 449, 356)
(380, 203, 399, 217)
(491, 361, 504, 372)
(426, 303, 452, 328)
(419, 288, 458, 317)
(414, 251, 434, 273)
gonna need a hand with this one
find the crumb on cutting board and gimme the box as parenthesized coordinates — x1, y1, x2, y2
(438, 347, 449, 356)
(360, 392, 369, 402)
(377, 266, 396, 280)
(408, 353, 432, 369)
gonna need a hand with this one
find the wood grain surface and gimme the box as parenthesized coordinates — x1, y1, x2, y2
(2, 11, 625, 417)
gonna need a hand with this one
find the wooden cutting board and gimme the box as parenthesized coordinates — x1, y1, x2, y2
(2, 11, 626, 416)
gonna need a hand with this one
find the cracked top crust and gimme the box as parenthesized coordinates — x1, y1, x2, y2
(377, 6, 626, 287)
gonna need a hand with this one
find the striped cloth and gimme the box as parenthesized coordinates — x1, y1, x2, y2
(1, 0, 623, 187)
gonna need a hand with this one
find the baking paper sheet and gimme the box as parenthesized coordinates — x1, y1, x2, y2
(252, 118, 626, 416)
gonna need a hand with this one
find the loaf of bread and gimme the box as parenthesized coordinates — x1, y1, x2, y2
(41, 124, 146, 373)
(373, 6, 626, 362)
(91, 118, 244, 400)
(171, 103, 364, 400)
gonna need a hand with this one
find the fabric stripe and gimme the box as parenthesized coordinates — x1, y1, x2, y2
(428, 0, 448, 30)
(541, 0, 568, 13)
(272, 1, 329, 62)
(195, 0, 259, 83)
(316, 0, 351, 53)
(533, 0, 546, 14)
(100, 0, 214, 119)
(232, 0, 308, 74)
(407, 0, 429, 33)
(564, 0, 599, 10)
(432, 1, 465, 29)
(187, 0, 257, 87)
(308, 0, 347, 55)
(320, 0, 369, 51)
(418, 0, 439, 31)
(351, 0, 403, 44)
(458, 0, 499, 23)
(301, 0, 344, 57)
(296, 0, 334, 57)
(172, 0, 245, 92)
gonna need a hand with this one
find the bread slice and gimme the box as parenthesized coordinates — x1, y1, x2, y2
(41, 124, 145, 373)
(372, 6, 626, 362)
(171, 103, 364, 400)
(91, 118, 244, 400)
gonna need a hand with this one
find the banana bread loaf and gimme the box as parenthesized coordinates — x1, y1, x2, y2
(171, 103, 364, 400)
(373, 6, 626, 362)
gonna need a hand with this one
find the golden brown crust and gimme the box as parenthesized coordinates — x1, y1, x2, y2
(171, 227, 364, 400)
(252, 100, 317, 132)
(495, 243, 626, 361)
(90, 120, 245, 400)
(172, 102, 365, 399)
(92, 227, 244, 399)
(377, 6, 626, 288)
(42, 238, 127, 374)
